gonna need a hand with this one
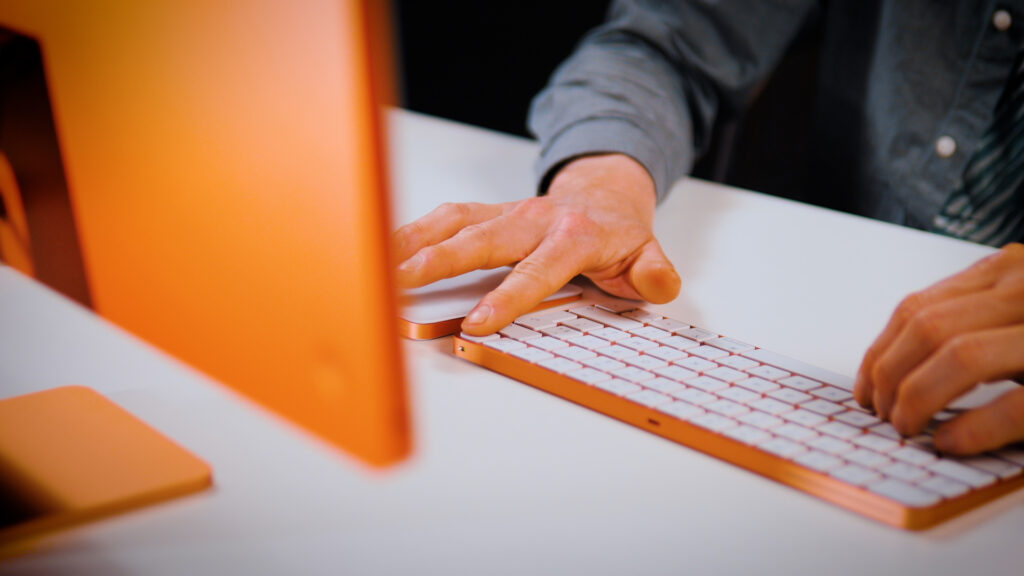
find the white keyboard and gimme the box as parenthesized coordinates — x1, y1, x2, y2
(454, 302, 1024, 530)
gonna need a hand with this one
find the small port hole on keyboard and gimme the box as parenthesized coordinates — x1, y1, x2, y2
(647, 418, 660, 427)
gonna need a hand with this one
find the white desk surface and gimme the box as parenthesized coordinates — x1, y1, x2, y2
(2, 110, 1021, 575)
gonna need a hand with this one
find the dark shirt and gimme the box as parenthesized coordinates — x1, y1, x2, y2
(528, 0, 1024, 235)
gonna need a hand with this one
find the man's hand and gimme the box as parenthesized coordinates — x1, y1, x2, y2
(853, 243, 1024, 455)
(392, 154, 681, 335)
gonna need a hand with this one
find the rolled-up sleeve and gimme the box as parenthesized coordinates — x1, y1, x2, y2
(528, 0, 818, 201)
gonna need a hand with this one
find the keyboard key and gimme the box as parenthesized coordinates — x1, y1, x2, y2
(767, 388, 812, 405)
(782, 409, 827, 428)
(745, 364, 791, 381)
(645, 346, 689, 362)
(540, 325, 583, 340)
(675, 357, 718, 373)
(622, 308, 662, 323)
(569, 335, 611, 351)
(919, 476, 970, 499)
(869, 423, 902, 440)
(562, 317, 603, 333)
(743, 348, 855, 390)
(554, 346, 598, 362)
(618, 337, 659, 351)
(581, 356, 626, 372)
(852, 433, 900, 453)
(656, 401, 704, 421)
(831, 465, 882, 487)
(802, 399, 845, 417)
(927, 459, 997, 488)
(629, 326, 672, 341)
(627, 389, 673, 407)
(661, 335, 700, 351)
(707, 337, 754, 353)
(778, 375, 822, 392)
(567, 367, 612, 385)
(530, 336, 569, 351)
(671, 387, 717, 405)
(811, 386, 853, 403)
(834, 410, 881, 428)
(686, 375, 729, 393)
(653, 365, 698, 381)
(845, 449, 892, 469)
(593, 379, 643, 397)
(881, 462, 929, 483)
(717, 355, 759, 371)
(705, 399, 750, 418)
(571, 306, 643, 331)
(734, 377, 779, 395)
(705, 366, 747, 383)
(643, 378, 685, 395)
(648, 318, 690, 333)
(795, 451, 844, 472)
(716, 386, 761, 405)
(775, 423, 818, 443)
(689, 345, 730, 361)
(817, 421, 861, 440)
(624, 355, 668, 370)
(724, 425, 773, 446)
(611, 366, 655, 383)
(591, 327, 632, 343)
(602, 345, 640, 361)
(691, 413, 739, 433)
(595, 301, 639, 313)
(537, 357, 582, 374)
(510, 347, 555, 363)
(959, 456, 1023, 480)
(870, 479, 940, 507)
(677, 327, 717, 342)
(760, 437, 807, 459)
(890, 446, 937, 466)
(994, 448, 1024, 467)
(485, 338, 527, 352)
(738, 410, 784, 430)
(807, 435, 855, 455)
(750, 397, 793, 416)
(516, 309, 577, 330)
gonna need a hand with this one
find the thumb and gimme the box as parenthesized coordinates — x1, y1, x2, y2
(628, 240, 681, 304)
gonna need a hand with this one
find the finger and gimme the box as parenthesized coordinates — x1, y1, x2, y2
(588, 239, 681, 303)
(889, 324, 1024, 436)
(395, 210, 548, 288)
(932, 386, 1024, 455)
(854, 253, 1005, 410)
(392, 202, 506, 263)
(868, 290, 1015, 420)
(461, 225, 595, 335)
(629, 240, 681, 304)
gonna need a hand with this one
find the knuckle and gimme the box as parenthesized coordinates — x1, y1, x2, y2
(893, 292, 928, 325)
(943, 334, 983, 373)
(906, 308, 946, 348)
(435, 202, 471, 222)
(511, 196, 549, 219)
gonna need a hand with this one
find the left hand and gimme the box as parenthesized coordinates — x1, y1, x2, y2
(853, 243, 1024, 455)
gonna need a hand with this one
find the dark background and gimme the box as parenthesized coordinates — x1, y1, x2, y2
(392, 1, 821, 196)
(393, 1, 611, 137)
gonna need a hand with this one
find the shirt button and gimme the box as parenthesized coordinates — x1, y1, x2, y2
(935, 135, 957, 158)
(993, 9, 1012, 32)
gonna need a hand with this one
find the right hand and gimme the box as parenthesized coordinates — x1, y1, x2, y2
(392, 153, 681, 335)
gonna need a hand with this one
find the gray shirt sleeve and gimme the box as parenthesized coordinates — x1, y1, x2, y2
(527, 0, 818, 201)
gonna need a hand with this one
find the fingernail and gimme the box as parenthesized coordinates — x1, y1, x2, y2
(398, 252, 423, 273)
(465, 304, 491, 326)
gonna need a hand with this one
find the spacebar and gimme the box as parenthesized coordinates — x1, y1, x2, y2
(743, 348, 855, 391)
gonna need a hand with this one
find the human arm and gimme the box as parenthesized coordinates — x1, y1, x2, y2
(853, 243, 1024, 454)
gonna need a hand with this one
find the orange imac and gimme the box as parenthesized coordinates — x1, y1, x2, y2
(0, 0, 410, 469)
